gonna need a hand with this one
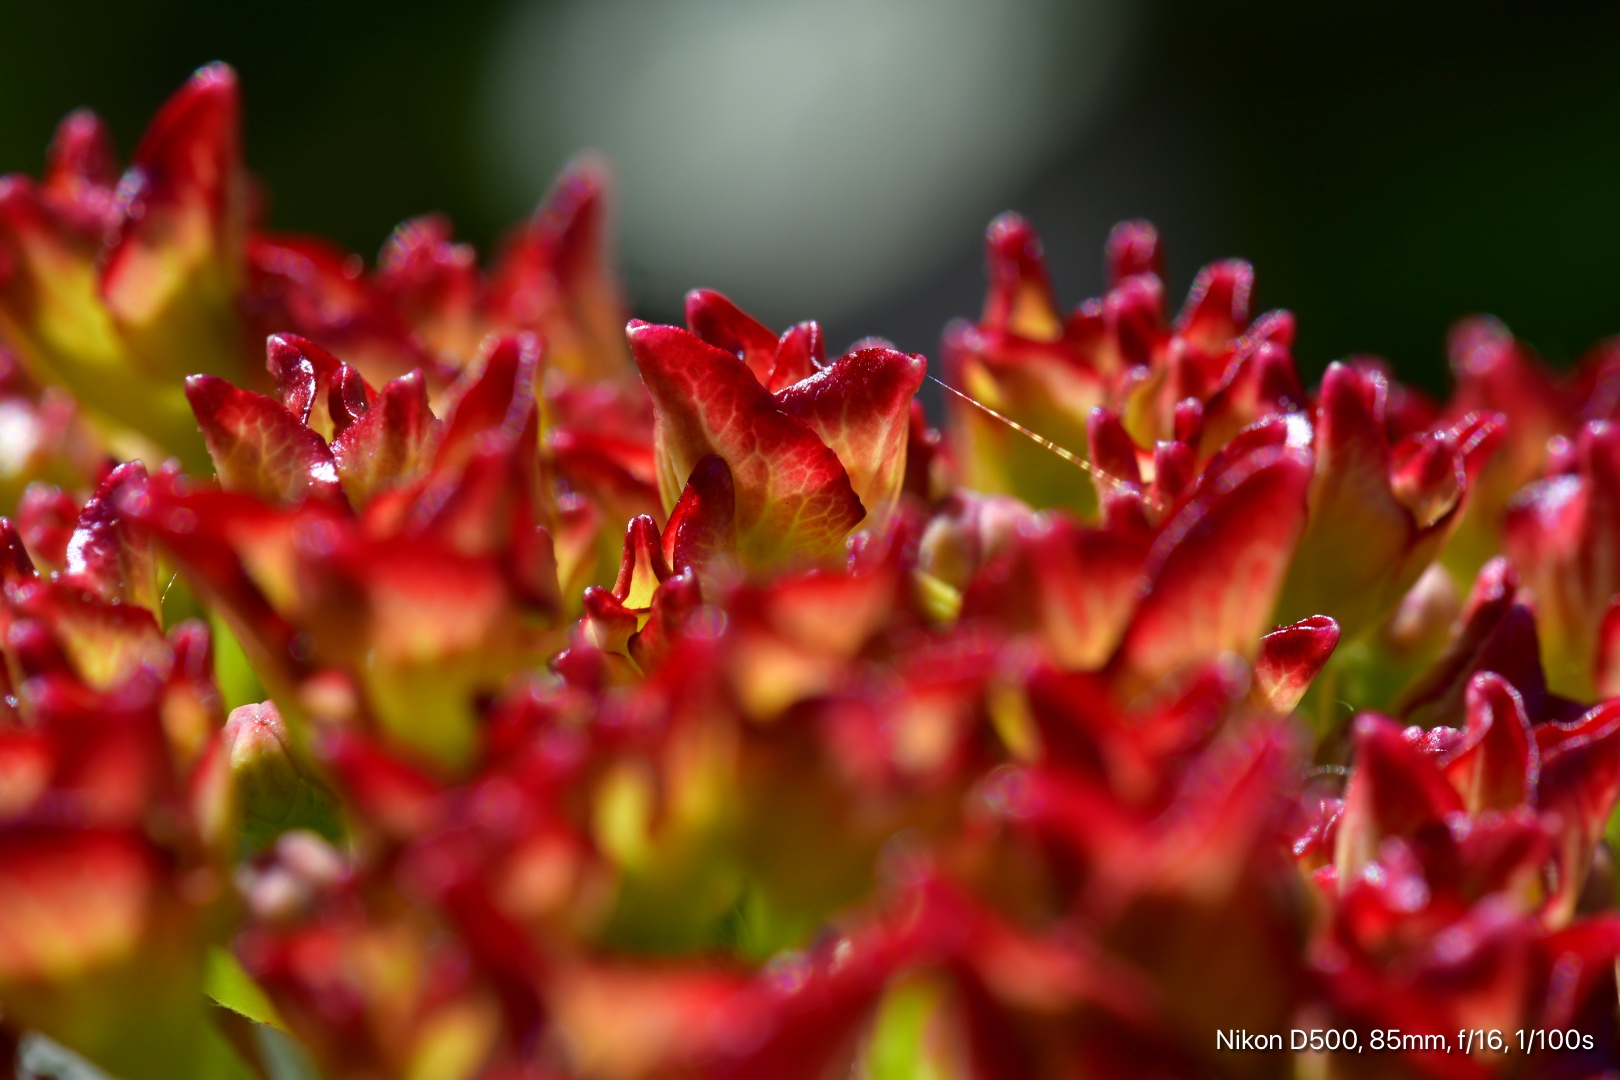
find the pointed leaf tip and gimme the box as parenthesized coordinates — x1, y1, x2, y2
(611, 513, 670, 610)
(774, 345, 926, 524)
(1443, 672, 1536, 814)
(628, 321, 862, 566)
(62, 461, 158, 612)
(1251, 615, 1340, 714)
(45, 109, 118, 206)
(532, 152, 610, 275)
(663, 454, 738, 582)
(1176, 259, 1254, 351)
(1335, 712, 1465, 883)
(983, 213, 1059, 339)
(685, 288, 778, 385)
(1113, 445, 1313, 695)
(266, 333, 343, 427)
(186, 374, 343, 506)
(331, 369, 435, 506)
(1105, 219, 1162, 285)
(100, 61, 245, 375)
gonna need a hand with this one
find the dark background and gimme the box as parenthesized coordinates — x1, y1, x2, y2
(3, 0, 1616, 393)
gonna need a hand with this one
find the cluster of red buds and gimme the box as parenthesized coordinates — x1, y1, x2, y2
(1, 65, 1619, 1080)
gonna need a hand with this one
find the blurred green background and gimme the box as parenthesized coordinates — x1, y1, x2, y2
(2, 0, 1616, 392)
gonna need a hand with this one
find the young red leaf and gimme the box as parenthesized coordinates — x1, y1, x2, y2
(247, 235, 431, 382)
(962, 511, 1153, 670)
(1334, 713, 1465, 884)
(1174, 260, 1253, 355)
(1105, 219, 1162, 286)
(101, 63, 245, 375)
(981, 213, 1061, 341)
(8, 582, 171, 693)
(330, 369, 435, 506)
(316, 729, 442, 839)
(1275, 363, 1467, 642)
(768, 321, 823, 392)
(1250, 615, 1340, 715)
(1085, 407, 1143, 487)
(185, 374, 343, 506)
(627, 568, 703, 670)
(432, 333, 541, 474)
(1597, 596, 1620, 698)
(61, 461, 159, 613)
(1536, 700, 1620, 923)
(0, 179, 206, 468)
(1439, 673, 1538, 815)
(663, 454, 739, 583)
(42, 110, 119, 235)
(17, 483, 79, 571)
(628, 320, 863, 566)
(581, 585, 640, 656)
(266, 333, 341, 426)
(1504, 421, 1620, 698)
(1112, 445, 1313, 697)
(374, 213, 479, 358)
(485, 154, 631, 377)
(611, 513, 670, 611)
(264, 332, 372, 442)
(1398, 558, 1548, 728)
(773, 345, 925, 525)
(685, 288, 779, 385)
(0, 825, 161, 982)
(130, 483, 324, 693)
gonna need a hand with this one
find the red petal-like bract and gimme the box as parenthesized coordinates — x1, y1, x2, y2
(186, 373, 343, 505)
(662, 454, 738, 583)
(101, 64, 246, 399)
(684, 288, 779, 386)
(1275, 362, 1497, 642)
(1334, 713, 1466, 884)
(1505, 421, 1620, 699)
(1112, 444, 1312, 696)
(330, 367, 434, 505)
(486, 154, 631, 378)
(1251, 614, 1341, 715)
(774, 345, 926, 525)
(629, 320, 865, 566)
(62, 461, 159, 612)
